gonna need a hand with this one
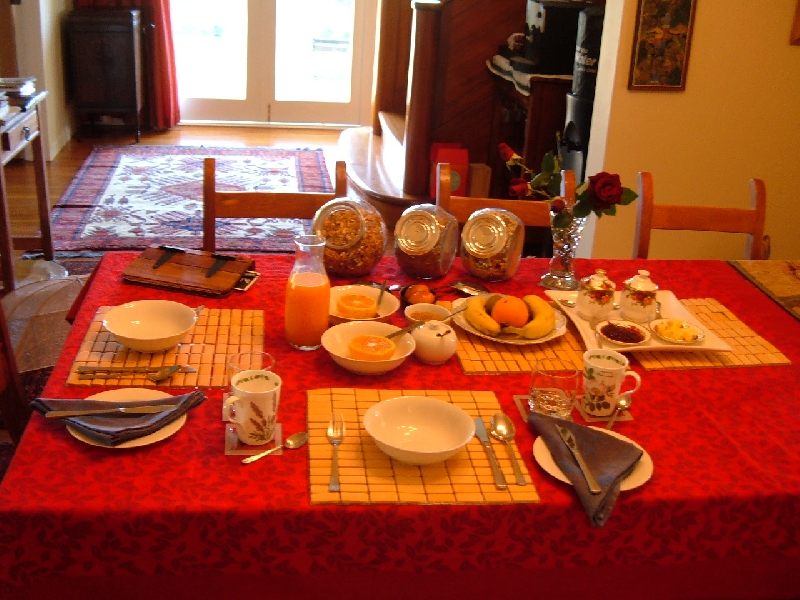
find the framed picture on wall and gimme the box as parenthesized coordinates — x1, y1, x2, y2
(628, 0, 697, 91)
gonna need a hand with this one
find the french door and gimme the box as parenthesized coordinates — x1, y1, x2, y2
(170, 0, 376, 126)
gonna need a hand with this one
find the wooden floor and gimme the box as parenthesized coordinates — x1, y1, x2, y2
(3, 124, 344, 244)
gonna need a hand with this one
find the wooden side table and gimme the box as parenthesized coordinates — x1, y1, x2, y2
(0, 91, 54, 294)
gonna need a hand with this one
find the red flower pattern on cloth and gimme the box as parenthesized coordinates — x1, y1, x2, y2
(1, 254, 799, 598)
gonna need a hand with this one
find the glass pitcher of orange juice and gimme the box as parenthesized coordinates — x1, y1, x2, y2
(285, 234, 330, 350)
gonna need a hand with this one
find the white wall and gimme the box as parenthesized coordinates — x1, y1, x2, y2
(585, 0, 800, 260)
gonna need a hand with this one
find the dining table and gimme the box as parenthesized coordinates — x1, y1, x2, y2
(0, 252, 799, 600)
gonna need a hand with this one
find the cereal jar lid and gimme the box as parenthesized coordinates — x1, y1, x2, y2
(461, 209, 516, 258)
(395, 206, 443, 255)
(624, 269, 658, 291)
(312, 199, 365, 250)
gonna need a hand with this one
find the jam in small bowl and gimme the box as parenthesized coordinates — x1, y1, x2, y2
(596, 319, 651, 347)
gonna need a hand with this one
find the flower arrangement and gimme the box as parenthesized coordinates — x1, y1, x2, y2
(498, 143, 638, 229)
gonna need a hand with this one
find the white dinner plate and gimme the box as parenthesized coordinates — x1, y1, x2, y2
(67, 388, 186, 449)
(451, 296, 567, 345)
(532, 427, 654, 491)
(545, 290, 731, 353)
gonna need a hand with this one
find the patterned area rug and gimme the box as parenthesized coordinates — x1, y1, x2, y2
(51, 145, 334, 253)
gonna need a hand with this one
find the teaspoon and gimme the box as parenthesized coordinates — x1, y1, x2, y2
(605, 396, 632, 430)
(242, 431, 309, 464)
(489, 413, 528, 486)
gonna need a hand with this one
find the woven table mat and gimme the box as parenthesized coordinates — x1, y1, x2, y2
(308, 388, 539, 505)
(635, 298, 790, 370)
(455, 321, 585, 374)
(67, 306, 265, 387)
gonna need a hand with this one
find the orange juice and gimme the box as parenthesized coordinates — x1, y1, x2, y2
(285, 271, 331, 349)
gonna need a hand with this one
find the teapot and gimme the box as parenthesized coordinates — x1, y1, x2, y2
(410, 320, 458, 365)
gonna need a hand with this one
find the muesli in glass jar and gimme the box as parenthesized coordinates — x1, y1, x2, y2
(311, 199, 387, 277)
(394, 204, 458, 279)
(460, 208, 525, 281)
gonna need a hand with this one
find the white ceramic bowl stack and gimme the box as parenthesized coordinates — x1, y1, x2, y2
(362, 396, 475, 464)
(103, 300, 197, 352)
(320, 321, 415, 375)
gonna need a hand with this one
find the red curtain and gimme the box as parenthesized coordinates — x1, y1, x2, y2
(73, 0, 180, 130)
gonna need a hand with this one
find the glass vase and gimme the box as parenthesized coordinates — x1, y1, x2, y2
(539, 216, 586, 291)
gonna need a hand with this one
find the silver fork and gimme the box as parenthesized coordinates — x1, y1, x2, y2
(326, 413, 345, 492)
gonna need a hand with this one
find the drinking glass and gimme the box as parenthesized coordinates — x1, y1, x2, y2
(529, 359, 579, 420)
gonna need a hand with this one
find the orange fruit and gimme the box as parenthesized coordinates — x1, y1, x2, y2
(337, 294, 378, 319)
(348, 334, 396, 361)
(490, 295, 530, 328)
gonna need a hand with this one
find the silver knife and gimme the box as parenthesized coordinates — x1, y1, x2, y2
(45, 405, 177, 418)
(474, 417, 507, 490)
(556, 424, 602, 494)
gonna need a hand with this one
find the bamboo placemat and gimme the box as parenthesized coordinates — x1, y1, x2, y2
(67, 306, 265, 387)
(308, 388, 539, 505)
(455, 321, 585, 374)
(635, 298, 790, 370)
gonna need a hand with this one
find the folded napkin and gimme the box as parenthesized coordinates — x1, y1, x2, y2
(529, 413, 643, 527)
(32, 391, 206, 447)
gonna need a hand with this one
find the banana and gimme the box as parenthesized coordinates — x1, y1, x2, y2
(464, 296, 502, 336)
(502, 295, 556, 339)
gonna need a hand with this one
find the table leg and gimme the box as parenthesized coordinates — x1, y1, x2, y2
(31, 128, 54, 260)
(0, 166, 17, 293)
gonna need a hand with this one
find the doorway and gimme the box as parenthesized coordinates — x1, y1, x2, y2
(170, 0, 376, 126)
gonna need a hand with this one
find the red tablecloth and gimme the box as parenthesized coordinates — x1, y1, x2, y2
(1, 254, 799, 600)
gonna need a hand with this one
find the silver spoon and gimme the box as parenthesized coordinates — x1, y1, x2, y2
(558, 298, 577, 308)
(241, 431, 309, 464)
(489, 413, 528, 486)
(450, 281, 490, 296)
(605, 395, 632, 430)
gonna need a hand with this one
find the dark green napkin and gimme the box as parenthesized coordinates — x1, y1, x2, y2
(32, 391, 206, 447)
(529, 413, 643, 526)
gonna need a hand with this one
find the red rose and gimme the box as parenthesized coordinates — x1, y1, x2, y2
(508, 177, 529, 198)
(587, 172, 623, 210)
(498, 143, 516, 162)
(550, 198, 566, 213)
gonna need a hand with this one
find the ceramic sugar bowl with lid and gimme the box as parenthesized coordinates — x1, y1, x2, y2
(577, 269, 616, 322)
(621, 269, 658, 322)
(410, 320, 458, 365)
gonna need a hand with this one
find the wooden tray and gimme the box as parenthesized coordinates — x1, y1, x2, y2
(308, 388, 539, 505)
(122, 245, 255, 296)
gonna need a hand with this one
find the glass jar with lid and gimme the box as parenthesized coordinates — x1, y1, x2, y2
(394, 204, 459, 279)
(620, 269, 658, 322)
(577, 269, 616, 322)
(311, 198, 388, 278)
(460, 208, 525, 281)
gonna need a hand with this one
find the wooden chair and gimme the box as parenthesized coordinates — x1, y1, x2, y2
(0, 300, 30, 446)
(435, 163, 574, 226)
(634, 172, 769, 260)
(202, 158, 348, 252)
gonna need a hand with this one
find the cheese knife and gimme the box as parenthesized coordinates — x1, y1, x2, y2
(45, 404, 177, 418)
(474, 417, 507, 490)
(556, 424, 602, 494)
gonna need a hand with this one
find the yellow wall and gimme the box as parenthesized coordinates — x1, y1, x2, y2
(586, 0, 800, 260)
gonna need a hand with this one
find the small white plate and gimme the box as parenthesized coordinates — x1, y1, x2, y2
(451, 296, 567, 346)
(67, 388, 186, 449)
(650, 318, 705, 344)
(533, 427, 653, 491)
(596, 319, 651, 347)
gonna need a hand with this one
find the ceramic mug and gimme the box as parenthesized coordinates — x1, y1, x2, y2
(581, 349, 641, 417)
(223, 369, 282, 445)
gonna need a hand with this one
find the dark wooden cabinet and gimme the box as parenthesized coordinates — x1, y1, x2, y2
(65, 9, 143, 141)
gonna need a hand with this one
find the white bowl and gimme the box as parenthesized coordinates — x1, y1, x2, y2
(329, 285, 401, 325)
(596, 319, 651, 347)
(363, 396, 475, 464)
(321, 321, 415, 375)
(103, 300, 197, 352)
(403, 303, 452, 324)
